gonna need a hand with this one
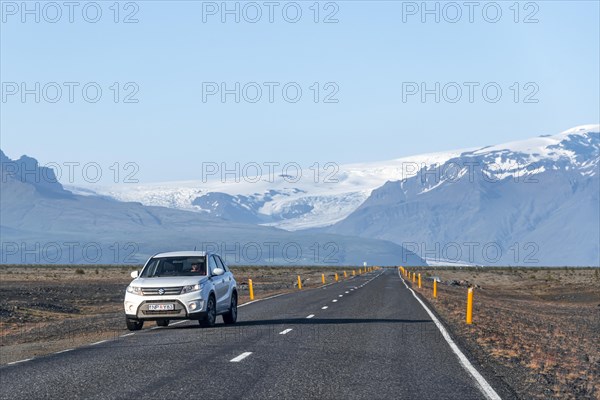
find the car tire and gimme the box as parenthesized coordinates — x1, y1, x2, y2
(126, 317, 144, 331)
(156, 319, 169, 327)
(222, 292, 237, 325)
(199, 295, 216, 328)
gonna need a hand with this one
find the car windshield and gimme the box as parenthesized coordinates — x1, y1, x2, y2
(141, 256, 207, 277)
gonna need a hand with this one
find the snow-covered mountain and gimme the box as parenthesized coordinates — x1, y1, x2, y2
(70, 124, 599, 266)
(70, 149, 469, 230)
(0, 150, 425, 265)
(73, 125, 599, 245)
(320, 125, 600, 266)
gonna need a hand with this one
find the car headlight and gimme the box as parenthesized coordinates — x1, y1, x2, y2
(181, 284, 201, 294)
(127, 285, 142, 295)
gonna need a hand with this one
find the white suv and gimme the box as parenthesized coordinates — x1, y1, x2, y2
(124, 251, 238, 331)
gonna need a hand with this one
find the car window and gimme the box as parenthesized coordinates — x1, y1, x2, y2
(215, 255, 227, 271)
(208, 255, 217, 274)
(141, 256, 206, 277)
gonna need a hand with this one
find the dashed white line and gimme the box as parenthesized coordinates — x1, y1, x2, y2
(338, 294, 343, 297)
(306, 314, 315, 319)
(279, 328, 293, 335)
(321, 306, 328, 309)
(332, 299, 338, 303)
(230, 352, 253, 362)
(345, 291, 349, 294)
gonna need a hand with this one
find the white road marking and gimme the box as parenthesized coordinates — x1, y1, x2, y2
(55, 348, 74, 354)
(230, 352, 253, 362)
(239, 293, 286, 307)
(321, 306, 328, 309)
(7, 358, 32, 365)
(170, 320, 188, 326)
(345, 291, 349, 294)
(397, 270, 502, 400)
(120, 333, 135, 337)
(306, 314, 315, 319)
(332, 299, 338, 302)
(338, 295, 343, 297)
(90, 340, 107, 346)
(279, 328, 293, 335)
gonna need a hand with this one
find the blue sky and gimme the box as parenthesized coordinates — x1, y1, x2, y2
(1, 0, 599, 184)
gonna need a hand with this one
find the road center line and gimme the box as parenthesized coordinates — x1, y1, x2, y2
(321, 306, 328, 309)
(230, 352, 253, 362)
(338, 294, 343, 297)
(332, 299, 338, 302)
(279, 328, 293, 335)
(306, 314, 315, 319)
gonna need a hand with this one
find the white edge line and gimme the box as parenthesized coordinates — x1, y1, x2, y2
(398, 270, 501, 400)
(120, 333, 135, 337)
(55, 348, 74, 354)
(7, 358, 32, 365)
(90, 340, 107, 346)
(239, 292, 286, 308)
(230, 352, 252, 362)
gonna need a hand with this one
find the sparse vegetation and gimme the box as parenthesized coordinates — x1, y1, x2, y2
(409, 266, 600, 400)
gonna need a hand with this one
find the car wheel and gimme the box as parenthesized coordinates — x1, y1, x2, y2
(156, 319, 169, 327)
(199, 295, 216, 328)
(222, 293, 237, 324)
(126, 317, 144, 331)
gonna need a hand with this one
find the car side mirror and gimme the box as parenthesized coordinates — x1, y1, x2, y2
(213, 268, 224, 276)
(130, 270, 139, 278)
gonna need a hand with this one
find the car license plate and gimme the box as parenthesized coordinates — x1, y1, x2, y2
(148, 304, 174, 311)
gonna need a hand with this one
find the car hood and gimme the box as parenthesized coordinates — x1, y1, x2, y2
(131, 277, 208, 287)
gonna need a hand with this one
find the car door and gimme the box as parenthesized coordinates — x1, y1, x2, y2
(209, 255, 228, 312)
(216, 255, 233, 300)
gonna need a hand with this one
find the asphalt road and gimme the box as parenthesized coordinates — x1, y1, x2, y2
(0, 269, 503, 400)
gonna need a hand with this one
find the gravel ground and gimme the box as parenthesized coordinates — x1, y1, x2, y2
(407, 267, 600, 400)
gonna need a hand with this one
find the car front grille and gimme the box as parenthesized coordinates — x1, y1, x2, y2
(141, 287, 182, 296)
(142, 309, 184, 315)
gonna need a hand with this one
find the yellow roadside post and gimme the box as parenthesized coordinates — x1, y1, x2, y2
(335, 273, 339, 282)
(297, 275, 302, 290)
(412, 272, 416, 283)
(433, 280, 437, 298)
(466, 287, 473, 324)
(321, 274, 326, 284)
(352, 270, 356, 276)
(418, 273, 421, 288)
(248, 279, 254, 300)
(344, 271, 347, 278)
